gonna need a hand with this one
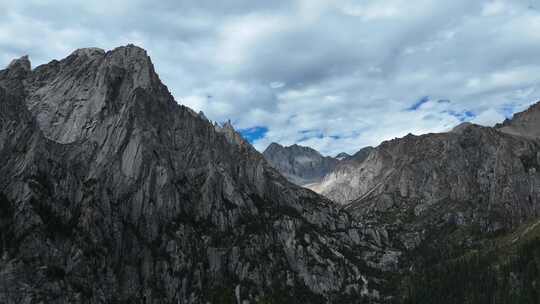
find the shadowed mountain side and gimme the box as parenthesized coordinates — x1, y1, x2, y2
(0, 46, 389, 303)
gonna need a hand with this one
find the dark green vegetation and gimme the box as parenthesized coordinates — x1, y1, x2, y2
(402, 220, 540, 304)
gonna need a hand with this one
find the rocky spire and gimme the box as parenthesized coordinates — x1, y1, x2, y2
(1, 55, 31, 96)
(7, 55, 31, 72)
(19, 44, 167, 144)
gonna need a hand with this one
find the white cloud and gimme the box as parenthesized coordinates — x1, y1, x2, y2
(270, 82, 285, 89)
(482, 1, 508, 16)
(2, 0, 540, 156)
(340, 2, 402, 20)
(472, 109, 506, 126)
(216, 14, 289, 65)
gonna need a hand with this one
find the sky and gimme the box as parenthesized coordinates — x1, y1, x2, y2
(2, 0, 540, 156)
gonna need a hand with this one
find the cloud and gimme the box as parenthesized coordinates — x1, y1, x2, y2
(472, 108, 507, 126)
(2, 0, 540, 156)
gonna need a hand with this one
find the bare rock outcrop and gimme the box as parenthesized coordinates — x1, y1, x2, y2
(0, 45, 386, 303)
(263, 143, 340, 186)
(496, 102, 540, 138)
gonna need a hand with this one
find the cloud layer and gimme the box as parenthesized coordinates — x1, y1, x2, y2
(2, 0, 540, 155)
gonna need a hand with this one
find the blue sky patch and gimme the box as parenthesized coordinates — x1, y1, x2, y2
(444, 110, 476, 122)
(406, 96, 430, 111)
(238, 126, 268, 143)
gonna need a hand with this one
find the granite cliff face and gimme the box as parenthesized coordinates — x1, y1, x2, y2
(262, 143, 339, 186)
(0, 46, 388, 303)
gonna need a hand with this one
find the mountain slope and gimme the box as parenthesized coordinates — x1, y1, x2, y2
(335, 153, 351, 161)
(293, 104, 540, 302)
(0, 46, 385, 303)
(403, 214, 540, 303)
(263, 143, 339, 186)
(496, 102, 540, 138)
(346, 123, 540, 244)
(307, 146, 375, 203)
(314, 105, 540, 301)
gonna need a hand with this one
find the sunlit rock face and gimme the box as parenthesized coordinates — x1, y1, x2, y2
(263, 142, 340, 186)
(0, 45, 391, 303)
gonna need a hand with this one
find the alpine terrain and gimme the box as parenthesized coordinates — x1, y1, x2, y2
(268, 102, 540, 303)
(0, 46, 391, 303)
(3, 45, 540, 304)
(262, 143, 340, 186)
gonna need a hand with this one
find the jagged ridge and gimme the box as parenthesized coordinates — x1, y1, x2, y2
(263, 143, 339, 186)
(0, 46, 392, 303)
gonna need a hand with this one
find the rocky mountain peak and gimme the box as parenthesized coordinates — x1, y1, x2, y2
(350, 146, 374, 162)
(215, 120, 251, 147)
(497, 101, 540, 138)
(450, 121, 474, 134)
(264, 142, 284, 152)
(1, 55, 31, 96)
(335, 152, 351, 160)
(289, 143, 320, 154)
(0, 45, 388, 303)
(7, 55, 31, 72)
(221, 119, 234, 129)
(16, 44, 167, 144)
(70, 47, 105, 59)
(263, 142, 339, 186)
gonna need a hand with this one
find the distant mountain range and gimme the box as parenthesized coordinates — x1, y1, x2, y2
(262, 143, 340, 186)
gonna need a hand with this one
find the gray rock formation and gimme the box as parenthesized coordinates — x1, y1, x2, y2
(335, 153, 351, 161)
(345, 123, 540, 230)
(308, 146, 376, 204)
(0, 45, 386, 303)
(4, 43, 538, 303)
(496, 102, 540, 138)
(309, 104, 540, 293)
(262, 143, 339, 186)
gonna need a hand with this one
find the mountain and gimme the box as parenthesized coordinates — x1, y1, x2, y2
(4, 44, 540, 304)
(246, 103, 540, 301)
(0, 46, 388, 303)
(262, 143, 339, 186)
(344, 119, 540, 234)
(496, 102, 540, 138)
(307, 146, 376, 204)
(311, 103, 540, 302)
(314, 104, 540, 250)
(335, 153, 351, 161)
